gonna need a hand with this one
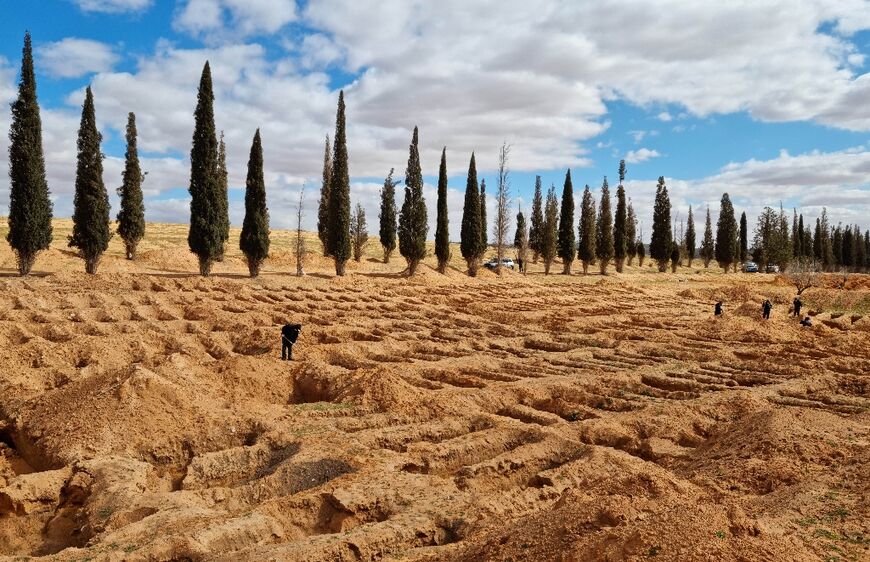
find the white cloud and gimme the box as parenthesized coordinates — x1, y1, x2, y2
(72, 0, 152, 13)
(174, 0, 297, 40)
(38, 38, 119, 78)
(625, 148, 661, 164)
(657, 111, 673, 122)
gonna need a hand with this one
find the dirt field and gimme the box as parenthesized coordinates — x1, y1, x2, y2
(0, 220, 868, 562)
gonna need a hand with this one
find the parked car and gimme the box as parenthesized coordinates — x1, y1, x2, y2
(743, 261, 759, 273)
(765, 264, 780, 273)
(483, 257, 515, 270)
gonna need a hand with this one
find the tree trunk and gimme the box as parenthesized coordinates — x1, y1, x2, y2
(247, 257, 260, 278)
(532, 251, 539, 263)
(16, 251, 36, 276)
(615, 258, 624, 273)
(383, 248, 391, 264)
(562, 260, 572, 275)
(125, 242, 137, 260)
(85, 255, 101, 275)
(600, 260, 609, 275)
(582, 261, 589, 275)
(687, 257, 693, 267)
(199, 256, 213, 277)
(544, 259, 552, 275)
(335, 259, 346, 276)
(657, 260, 667, 272)
(467, 259, 479, 277)
(671, 261, 678, 273)
(437, 260, 447, 274)
(407, 259, 419, 276)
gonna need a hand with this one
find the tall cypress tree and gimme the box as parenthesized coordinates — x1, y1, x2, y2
(614, 179, 627, 272)
(650, 176, 672, 272)
(596, 177, 614, 275)
(557, 169, 575, 274)
(215, 131, 229, 261)
(541, 184, 559, 274)
(514, 210, 526, 249)
(116, 112, 145, 260)
(435, 147, 450, 273)
(187, 61, 222, 276)
(700, 207, 714, 267)
(792, 209, 801, 259)
(479, 178, 487, 251)
(327, 90, 351, 275)
(577, 184, 596, 274)
(378, 168, 397, 263)
(739, 211, 748, 264)
(626, 200, 637, 265)
(7, 32, 53, 276)
(685, 205, 696, 267)
(397, 126, 428, 275)
(529, 176, 543, 262)
(797, 214, 805, 262)
(318, 134, 332, 256)
(715, 193, 738, 272)
(239, 129, 269, 278)
(69, 86, 111, 274)
(460, 153, 483, 275)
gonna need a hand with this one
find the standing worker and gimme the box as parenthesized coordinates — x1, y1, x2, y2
(714, 301, 723, 316)
(793, 297, 802, 318)
(762, 299, 772, 320)
(281, 323, 302, 360)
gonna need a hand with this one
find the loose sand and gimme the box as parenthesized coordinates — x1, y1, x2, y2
(0, 221, 867, 561)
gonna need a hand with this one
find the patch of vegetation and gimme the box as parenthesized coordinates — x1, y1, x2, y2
(647, 545, 661, 556)
(714, 530, 726, 539)
(293, 401, 355, 412)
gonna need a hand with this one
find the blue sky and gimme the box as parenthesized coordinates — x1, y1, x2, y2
(1, 0, 869, 239)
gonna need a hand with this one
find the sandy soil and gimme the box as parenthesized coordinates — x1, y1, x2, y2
(0, 220, 867, 562)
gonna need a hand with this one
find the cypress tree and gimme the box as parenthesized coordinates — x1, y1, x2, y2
(378, 168, 397, 263)
(650, 176, 672, 272)
(435, 147, 450, 273)
(715, 193, 737, 272)
(739, 211, 748, 264)
(614, 181, 627, 272)
(397, 126, 428, 275)
(215, 131, 229, 261)
(514, 210, 526, 249)
(797, 214, 805, 262)
(637, 239, 646, 267)
(819, 208, 834, 269)
(577, 184, 596, 274)
(670, 241, 681, 273)
(116, 112, 145, 260)
(685, 205, 696, 267)
(813, 218, 822, 262)
(529, 176, 543, 262)
(557, 169, 575, 274)
(7, 32, 53, 276)
(460, 153, 483, 275)
(69, 86, 111, 274)
(318, 134, 332, 256)
(626, 200, 637, 265)
(187, 61, 222, 276)
(479, 179, 487, 251)
(327, 90, 351, 275)
(792, 209, 801, 259)
(700, 207, 714, 267)
(596, 177, 614, 275)
(541, 184, 559, 274)
(350, 202, 368, 262)
(239, 129, 270, 278)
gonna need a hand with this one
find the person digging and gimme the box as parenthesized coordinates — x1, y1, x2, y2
(281, 323, 302, 360)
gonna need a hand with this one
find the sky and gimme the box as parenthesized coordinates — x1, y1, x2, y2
(1, 0, 869, 241)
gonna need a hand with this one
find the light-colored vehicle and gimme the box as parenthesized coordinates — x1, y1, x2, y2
(743, 261, 759, 273)
(765, 264, 780, 273)
(483, 257, 515, 270)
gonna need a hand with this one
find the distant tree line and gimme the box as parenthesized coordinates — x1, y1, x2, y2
(8, 34, 869, 278)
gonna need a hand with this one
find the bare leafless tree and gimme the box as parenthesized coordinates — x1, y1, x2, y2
(295, 186, 306, 277)
(494, 142, 512, 274)
(783, 258, 820, 295)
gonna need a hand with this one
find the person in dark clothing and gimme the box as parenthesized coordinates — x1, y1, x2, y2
(281, 324, 302, 360)
(714, 301, 723, 316)
(793, 297, 802, 317)
(800, 315, 812, 327)
(762, 299, 772, 320)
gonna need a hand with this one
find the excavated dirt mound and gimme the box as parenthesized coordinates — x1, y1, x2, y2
(0, 222, 868, 562)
